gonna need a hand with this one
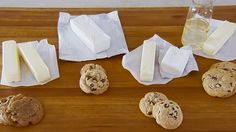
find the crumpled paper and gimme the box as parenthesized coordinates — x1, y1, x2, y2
(122, 34, 199, 85)
(194, 19, 236, 61)
(1, 39, 60, 87)
(58, 11, 129, 61)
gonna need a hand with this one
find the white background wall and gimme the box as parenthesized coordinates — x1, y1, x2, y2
(0, 0, 235, 7)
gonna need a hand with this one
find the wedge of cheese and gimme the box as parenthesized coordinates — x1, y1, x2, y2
(70, 15, 111, 53)
(18, 43, 51, 83)
(203, 21, 236, 55)
(2, 40, 21, 82)
(140, 40, 156, 82)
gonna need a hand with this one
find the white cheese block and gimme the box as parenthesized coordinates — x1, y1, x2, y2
(160, 46, 190, 78)
(18, 44, 51, 83)
(203, 21, 236, 55)
(2, 40, 21, 82)
(70, 15, 111, 53)
(140, 40, 156, 82)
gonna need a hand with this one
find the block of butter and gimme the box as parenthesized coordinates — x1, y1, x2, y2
(18, 44, 51, 83)
(70, 15, 111, 53)
(140, 40, 156, 82)
(160, 46, 190, 78)
(203, 21, 236, 55)
(2, 40, 21, 82)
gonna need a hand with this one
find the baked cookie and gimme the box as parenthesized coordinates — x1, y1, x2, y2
(152, 100, 183, 130)
(139, 92, 168, 118)
(0, 94, 44, 127)
(80, 69, 109, 95)
(80, 63, 106, 75)
(202, 68, 236, 98)
(211, 61, 236, 74)
(0, 95, 14, 125)
(4, 94, 44, 127)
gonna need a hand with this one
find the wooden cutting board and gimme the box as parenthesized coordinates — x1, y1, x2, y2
(0, 6, 236, 132)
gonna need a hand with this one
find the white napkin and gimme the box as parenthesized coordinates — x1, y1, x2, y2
(194, 19, 236, 61)
(1, 39, 60, 87)
(122, 34, 199, 85)
(58, 11, 129, 61)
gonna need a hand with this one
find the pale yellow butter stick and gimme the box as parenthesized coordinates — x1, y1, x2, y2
(2, 40, 21, 82)
(140, 40, 156, 82)
(203, 21, 236, 55)
(18, 43, 51, 83)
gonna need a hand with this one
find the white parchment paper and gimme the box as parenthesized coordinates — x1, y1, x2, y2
(1, 39, 60, 87)
(122, 34, 199, 85)
(58, 11, 129, 61)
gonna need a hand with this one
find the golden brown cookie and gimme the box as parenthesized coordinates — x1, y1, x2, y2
(139, 92, 168, 118)
(202, 68, 236, 98)
(152, 100, 183, 130)
(211, 61, 236, 74)
(80, 69, 109, 95)
(0, 94, 44, 127)
(80, 63, 106, 75)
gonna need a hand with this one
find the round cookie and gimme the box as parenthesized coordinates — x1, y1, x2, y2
(139, 92, 168, 118)
(0, 95, 14, 125)
(202, 68, 236, 98)
(211, 61, 236, 74)
(80, 63, 106, 75)
(80, 69, 109, 95)
(4, 94, 44, 127)
(152, 100, 183, 130)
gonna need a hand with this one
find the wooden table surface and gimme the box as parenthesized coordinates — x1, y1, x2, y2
(0, 6, 236, 132)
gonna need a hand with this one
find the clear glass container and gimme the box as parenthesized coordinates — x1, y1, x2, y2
(181, 0, 214, 50)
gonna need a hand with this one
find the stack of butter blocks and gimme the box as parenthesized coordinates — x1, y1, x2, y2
(2, 40, 51, 84)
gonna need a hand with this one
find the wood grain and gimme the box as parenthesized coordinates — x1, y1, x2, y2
(0, 6, 236, 132)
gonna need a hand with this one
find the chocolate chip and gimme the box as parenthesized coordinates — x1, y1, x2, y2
(169, 113, 173, 116)
(89, 66, 93, 70)
(176, 106, 179, 109)
(227, 90, 231, 93)
(160, 102, 164, 104)
(90, 84, 94, 87)
(91, 88, 96, 91)
(223, 68, 229, 71)
(92, 77, 97, 81)
(86, 76, 92, 80)
(211, 76, 217, 80)
(147, 111, 152, 115)
(164, 103, 169, 108)
(174, 110, 178, 114)
(172, 107, 175, 111)
(230, 83, 233, 87)
(174, 116, 177, 120)
(169, 102, 173, 104)
(215, 83, 222, 88)
(232, 68, 236, 71)
(101, 79, 105, 83)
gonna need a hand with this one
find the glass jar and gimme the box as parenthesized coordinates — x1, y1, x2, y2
(181, 0, 214, 50)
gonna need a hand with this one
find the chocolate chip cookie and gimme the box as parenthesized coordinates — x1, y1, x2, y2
(80, 69, 109, 95)
(202, 68, 236, 98)
(139, 92, 168, 118)
(211, 61, 236, 74)
(80, 63, 106, 75)
(152, 100, 183, 130)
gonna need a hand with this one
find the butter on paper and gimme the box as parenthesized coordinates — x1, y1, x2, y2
(122, 34, 199, 85)
(1, 39, 60, 87)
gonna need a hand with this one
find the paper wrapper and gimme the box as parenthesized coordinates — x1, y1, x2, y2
(194, 19, 236, 61)
(1, 39, 60, 87)
(58, 11, 129, 61)
(122, 34, 199, 85)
